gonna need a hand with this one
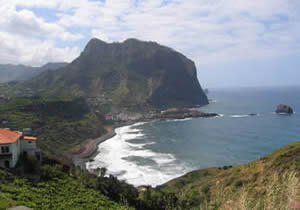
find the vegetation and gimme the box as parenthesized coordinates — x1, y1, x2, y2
(0, 96, 106, 162)
(0, 125, 299, 210)
(0, 162, 134, 210)
(137, 141, 300, 209)
(0, 92, 299, 209)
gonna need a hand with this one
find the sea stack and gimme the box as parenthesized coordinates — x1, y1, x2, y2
(276, 104, 294, 114)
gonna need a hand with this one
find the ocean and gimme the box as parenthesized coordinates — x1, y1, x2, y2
(87, 86, 300, 187)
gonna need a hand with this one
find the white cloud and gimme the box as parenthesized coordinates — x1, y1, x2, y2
(56, 0, 299, 66)
(0, 0, 299, 68)
(0, 5, 82, 41)
(0, 31, 80, 66)
(0, 2, 83, 66)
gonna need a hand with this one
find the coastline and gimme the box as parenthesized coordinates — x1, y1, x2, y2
(72, 120, 147, 169)
(71, 109, 218, 170)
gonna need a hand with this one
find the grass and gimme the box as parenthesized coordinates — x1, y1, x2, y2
(154, 141, 300, 210)
(0, 166, 132, 210)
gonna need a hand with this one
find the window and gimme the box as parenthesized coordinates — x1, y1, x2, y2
(28, 141, 32, 144)
(1, 146, 9, 153)
(4, 160, 10, 168)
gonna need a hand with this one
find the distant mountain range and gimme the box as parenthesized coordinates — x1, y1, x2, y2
(0, 62, 68, 83)
(20, 38, 208, 108)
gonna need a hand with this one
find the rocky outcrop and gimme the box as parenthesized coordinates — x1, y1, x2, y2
(153, 108, 218, 119)
(22, 38, 208, 108)
(276, 104, 294, 114)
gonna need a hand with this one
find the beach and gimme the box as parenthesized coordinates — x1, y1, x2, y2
(71, 121, 146, 169)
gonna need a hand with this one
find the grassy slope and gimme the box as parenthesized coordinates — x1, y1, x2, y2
(0, 166, 131, 210)
(156, 141, 300, 209)
(0, 97, 106, 162)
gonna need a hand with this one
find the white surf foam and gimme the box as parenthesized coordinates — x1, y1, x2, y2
(173, 118, 193, 122)
(86, 122, 188, 187)
(209, 99, 217, 103)
(231, 114, 249, 118)
(165, 118, 193, 122)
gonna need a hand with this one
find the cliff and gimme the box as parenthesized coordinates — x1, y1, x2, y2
(22, 38, 208, 108)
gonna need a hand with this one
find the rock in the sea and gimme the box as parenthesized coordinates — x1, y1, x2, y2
(153, 108, 218, 119)
(276, 104, 293, 114)
(249, 113, 257, 116)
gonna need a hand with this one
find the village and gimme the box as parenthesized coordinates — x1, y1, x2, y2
(104, 111, 153, 122)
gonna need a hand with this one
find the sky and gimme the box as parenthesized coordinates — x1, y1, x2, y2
(0, 0, 300, 88)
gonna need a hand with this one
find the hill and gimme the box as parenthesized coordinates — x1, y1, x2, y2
(0, 96, 106, 163)
(0, 63, 67, 83)
(21, 38, 208, 108)
(1, 141, 298, 210)
(0, 161, 135, 210)
(139, 141, 300, 209)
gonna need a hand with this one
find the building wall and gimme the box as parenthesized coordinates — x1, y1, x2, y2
(0, 159, 10, 168)
(20, 140, 37, 153)
(0, 142, 19, 168)
(0, 139, 38, 168)
(11, 142, 20, 167)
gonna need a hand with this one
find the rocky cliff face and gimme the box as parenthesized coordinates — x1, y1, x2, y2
(23, 38, 208, 108)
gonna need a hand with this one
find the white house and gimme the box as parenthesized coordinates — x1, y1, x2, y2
(0, 128, 39, 168)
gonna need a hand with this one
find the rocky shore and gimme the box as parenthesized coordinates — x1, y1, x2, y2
(153, 108, 218, 119)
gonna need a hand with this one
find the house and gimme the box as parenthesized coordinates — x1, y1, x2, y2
(105, 115, 113, 121)
(0, 95, 9, 100)
(0, 128, 39, 168)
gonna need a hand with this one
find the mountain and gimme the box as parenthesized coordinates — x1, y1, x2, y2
(22, 38, 208, 108)
(0, 62, 68, 83)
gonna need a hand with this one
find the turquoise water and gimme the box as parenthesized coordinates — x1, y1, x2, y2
(88, 86, 300, 186)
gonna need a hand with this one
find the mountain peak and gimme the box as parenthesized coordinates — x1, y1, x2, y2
(83, 38, 108, 53)
(123, 38, 142, 43)
(22, 38, 208, 108)
(88, 38, 108, 45)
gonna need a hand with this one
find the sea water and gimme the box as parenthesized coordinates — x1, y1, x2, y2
(87, 86, 300, 187)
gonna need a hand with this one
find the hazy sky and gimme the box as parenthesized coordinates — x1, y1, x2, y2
(0, 0, 299, 88)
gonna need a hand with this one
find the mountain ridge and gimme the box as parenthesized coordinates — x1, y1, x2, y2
(0, 62, 68, 83)
(21, 38, 208, 108)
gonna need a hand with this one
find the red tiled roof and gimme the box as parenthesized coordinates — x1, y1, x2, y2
(0, 129, 22, 144)
(23, 136, 37, 140)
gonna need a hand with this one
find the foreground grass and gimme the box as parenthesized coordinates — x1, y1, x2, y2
(0, 175, 127, 210)
(139, 141, 300, 210)
(0, 162, 135, 210)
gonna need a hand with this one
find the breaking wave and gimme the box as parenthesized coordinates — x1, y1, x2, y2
(86, 122, 189, 187)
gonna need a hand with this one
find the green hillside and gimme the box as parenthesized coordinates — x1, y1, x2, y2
(139, 141, 300, 210)
(0, 96, 106, 163)
(0, 163, 134, 210)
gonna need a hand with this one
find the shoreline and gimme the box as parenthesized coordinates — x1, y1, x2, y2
(72, 120, 147, 169)
(72, 110, 219, 169)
